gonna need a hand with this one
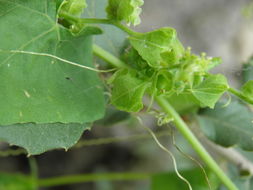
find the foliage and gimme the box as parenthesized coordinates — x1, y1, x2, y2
(0, 0, 253, 190)
(198, 101, 253, 151)
(0, 123, 89, 155)
(0, 0, 104, 154)
(0, 173, 36, 190)
(106, 0, 144, 26)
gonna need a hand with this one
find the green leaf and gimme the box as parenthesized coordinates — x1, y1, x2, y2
(241, 80, 253, 101)
(96, 107, 130, 126)
(106, 0, 144, 26)
(0, 0, 105, 125)
(0, 123, 89, 155)
(109, 69, 150, 112)
(0, 173, 36, 190)
(198, 101, 253, 151)
(122, 47, 149, 70)
(151, 168, 219, 190)
(207, 57, 222, 70)
(56, 0, 65, 11)
(191, 74, 228, 108)
(60, 0, 87, 17)
(167, 93, 200, 114)
(217, 164, 253, 190)
(129, 28, 184, 68)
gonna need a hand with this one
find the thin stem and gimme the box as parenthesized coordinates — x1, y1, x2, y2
(112, 21, 142, 37)
(59, 12, 141, 37)
(28, 156, 39, 190)
(38, 172, 150, 187)
(155, 96, 239, 190)
(29, 157, 38, 179)
(93, 45, 128, 69)
(228, 87, 253, 105)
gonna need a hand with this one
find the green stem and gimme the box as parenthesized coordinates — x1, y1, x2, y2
(38, 172, 150, 187)
(93, 45, 128, 69)
(155, 96, 238, 190)
(28, 157, 39, 190)
(59, 12, 141, 37)
(228, 87, 253, 105)
(29, 157, 38, 179)
(112, 21, 142, 37)
(93, 45, 239, 190)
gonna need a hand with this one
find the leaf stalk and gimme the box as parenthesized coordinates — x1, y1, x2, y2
(59, 12, 141, 37)
(38, 172, 149, 187)
(228, 87, 253, 105)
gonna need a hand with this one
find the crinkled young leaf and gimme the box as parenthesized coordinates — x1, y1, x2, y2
(191, 74, 228, 108)
(106, 0, 144, 26)
(0, 123, 89, 155)
(198, 101, 253, 151)
(0, 173, 36, 190)
(129, 28, 184, 68)
(59, 0, 87, 17)
(0, 0, 105, 125)
(109, 69, 150, 112)
(241, 80, 253, 100)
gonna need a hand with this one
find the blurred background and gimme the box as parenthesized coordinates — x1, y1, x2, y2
(0, 0, 253, 189)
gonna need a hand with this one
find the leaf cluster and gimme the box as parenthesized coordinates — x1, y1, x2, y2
(110, 28, 228, 112)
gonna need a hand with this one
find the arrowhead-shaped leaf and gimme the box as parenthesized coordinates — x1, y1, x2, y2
(198, 101, 253, 151)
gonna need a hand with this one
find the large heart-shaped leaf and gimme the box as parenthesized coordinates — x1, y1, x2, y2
(0, 0, 105, 154)
(197, 101, 253, 151)
(0, 0, 105, 125)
